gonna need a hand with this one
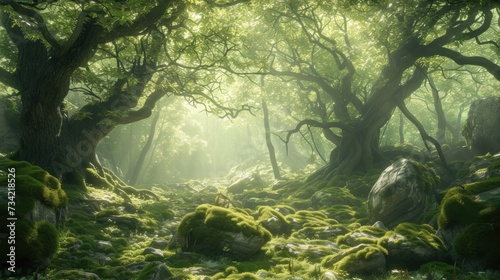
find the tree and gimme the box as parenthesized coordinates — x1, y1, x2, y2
(0, 0, 251, 182)
(229, 0, 500, 178)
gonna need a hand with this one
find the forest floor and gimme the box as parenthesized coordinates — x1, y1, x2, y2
(9, 156, 500, 280)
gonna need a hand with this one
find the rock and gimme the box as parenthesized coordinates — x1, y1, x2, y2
(380, 223, 448, 270)
(150, 238, 169, 249)
(175, 204, 271, 260)
(143, 247, 164, 258)
(367, 158, 439, 227)
(437, 183, 500, 269)
(337, 226, 386, 247)
(136, 261, 174, 280)
(227, 173, 267, 194)
(166, 252, 205, 265)
(53, 270, 101, 280)
(372, 221, 388, 230)
(463, 96, 500, 155)
(256, 206, 291, 236)
(91, 252, 112, 264)
(322, 244, 386, 276)
(242, 197, 276, 208)
(96, 240, 113, 251)
(276, 240, 339, 262)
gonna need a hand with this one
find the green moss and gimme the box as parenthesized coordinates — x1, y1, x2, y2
(336, 226, 387, 246)
(177, 204, 271, 257)
(255, 206, 290, 235)
(294, 180, 328, 199)
(287, 210, 337, 228)
(0, 158, 66, 269)
(85, 167, 114, 190)
(453, 223, 500, 269)
(322, 244, 387, 273)
(224, 272, 260, 280)
(75, 257, 100, 269)
(389, 223, 446, 251)
(437, 187, 483, 229)
(463, 176, 500, 195)
(95, 208, 122, 219)
(141, 202, 175, 221)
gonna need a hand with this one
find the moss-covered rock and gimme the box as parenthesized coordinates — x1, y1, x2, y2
(367, 158, 439, 227)
(52, 270, 102, 280)
(227, 173, 267, 195)
(176, 204, 271, 259)
(462, 96, 500, 155)
(322, 244, 387, 276)
(452, 222, 500, 269)
(378, 223, 448, 270)
(255, 206, 291, 236)
(0, 157, 67, 274)
(135, 261, 174, 280)
(336, 225, 387, 247)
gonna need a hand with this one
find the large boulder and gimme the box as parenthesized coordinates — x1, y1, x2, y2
(463, 96, 500, 155)
(367, 159, 439, 227)
(174, 204, 271, 260)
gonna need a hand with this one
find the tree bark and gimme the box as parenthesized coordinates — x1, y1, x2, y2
(262, 99, 281, 180)
(128, 111, 161, 186)
(399, 112, 404, 144)
(427, 74, 447, 144)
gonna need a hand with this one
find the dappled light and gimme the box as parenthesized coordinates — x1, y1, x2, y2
(1, 0, 500, 279)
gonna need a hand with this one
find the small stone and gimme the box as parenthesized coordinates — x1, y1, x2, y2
(143, 247, 164, 258)
(150, 238, 169, 249)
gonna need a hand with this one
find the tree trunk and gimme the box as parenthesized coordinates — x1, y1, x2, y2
(262, 100, 281, 180)
(399, 112, 404, 144)
(128, 111, 161, 186)
(427, 74, 447, 144)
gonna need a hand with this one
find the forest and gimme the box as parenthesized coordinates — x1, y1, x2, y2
(1, 0, 500, 279)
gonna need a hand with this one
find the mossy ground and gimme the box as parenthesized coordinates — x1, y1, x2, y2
(5, 157, 499, 279)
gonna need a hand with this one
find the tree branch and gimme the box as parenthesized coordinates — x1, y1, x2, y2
(9, 2, 62, 51)
(423, 46, 500, 81)
(397, 100, 450, 171)
(0, 66, 18, 89)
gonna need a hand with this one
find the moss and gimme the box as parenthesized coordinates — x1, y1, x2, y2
(85, 167, 114, 190)
(224, 272, 260, 279)
(0, 158, 66, 269)
(95, 208, 122, 219)
(287, 210, 337, 228)
(453, 223, 500, 269)
(75, 257, 100, 269)
(135, 262, 157, 280)
(177, 204, 271, 257)
(324, 205, 358, 223)
(322, 244, 387, 273)
(437, 186, 483, 229)
(141, 202, 175, 221)
(255, 206, 291, 235)
(336, 226, 387, 246)
(388, 223, 446, 251)
(463, 176, 500, 195)
(301, 180, 328, 199)
(419, 262, 461, 278)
